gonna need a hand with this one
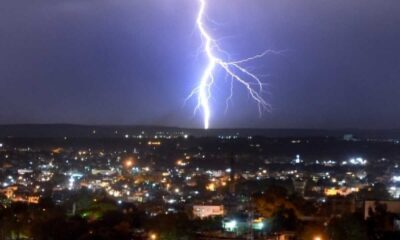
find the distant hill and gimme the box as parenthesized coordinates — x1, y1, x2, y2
(0, 124, 400, 139)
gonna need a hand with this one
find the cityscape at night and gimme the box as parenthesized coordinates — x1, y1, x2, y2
(1, 0, 400, 240)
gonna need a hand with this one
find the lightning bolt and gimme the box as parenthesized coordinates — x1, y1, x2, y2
(189, 0, 273, 129)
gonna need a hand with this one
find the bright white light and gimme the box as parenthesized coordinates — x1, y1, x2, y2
(189, 0, 274, 129)
(295, 154, 301, 164)
(393, 176, 400, 182)
(348, 157, 367, 165)
(167, 199, 176, 204)
(253, 222, 264, 230)
(224, 220, 237, 230)
(68, 177, 75, 190)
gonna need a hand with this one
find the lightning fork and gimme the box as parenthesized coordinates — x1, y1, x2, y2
(189, 0, 273, 129)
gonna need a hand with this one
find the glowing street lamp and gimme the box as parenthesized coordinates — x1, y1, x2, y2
(150, 233, 157, 240)
(125, 160, 133, 168)
(124, 157, 134, 168)
(223, 219, 237, 232)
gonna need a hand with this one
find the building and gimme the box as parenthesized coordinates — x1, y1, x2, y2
(193, 205, 224, 219)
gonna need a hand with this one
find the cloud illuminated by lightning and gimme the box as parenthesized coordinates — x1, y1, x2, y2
(189, 0, 273, 129)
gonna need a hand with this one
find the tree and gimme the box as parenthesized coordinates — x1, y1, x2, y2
(328, 213, 368, 240)
(253, 185, 302, 218)
(0, 202, 31, 240)
(357, 183, 391, 201)
(270, 206, 298, 232)
(145, 213, 196, 240)
(31, 215, 88, 240)
(367, 201, 398, 236)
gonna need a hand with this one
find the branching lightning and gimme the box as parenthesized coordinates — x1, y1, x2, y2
(189, 0, 273, 129)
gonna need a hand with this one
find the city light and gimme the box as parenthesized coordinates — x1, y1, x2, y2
(345, 157, 367, 166)
(124, 158, 134, 168)
(223, 219, 238, 232)
(392, 176, 400, 182)
(0, 130, 398, 238)
(206, 183, 216, 191)
(148, 141, 161, 146)
(253, 221, 264, 230)
(150, 233, 157, 240)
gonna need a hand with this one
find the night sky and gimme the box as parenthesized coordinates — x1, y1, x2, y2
(1, 0, 400, 129)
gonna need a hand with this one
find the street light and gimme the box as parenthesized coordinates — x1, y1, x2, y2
(223, 219, 237, 232)
(124, 159, 133, 168)
(314, 236, 322, 240)
(150, 233, 157, 240)
(123, 157, 135, 168)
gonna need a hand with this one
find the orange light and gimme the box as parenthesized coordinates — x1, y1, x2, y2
(150, 233, 157, 240)
(206, 183, 216, 191)
(52, 148, 63, 154)
(148, 141, 161, 146)
(124, 157, 134, 168)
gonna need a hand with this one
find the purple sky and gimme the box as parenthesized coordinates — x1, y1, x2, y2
(1, 0, 400, 129)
